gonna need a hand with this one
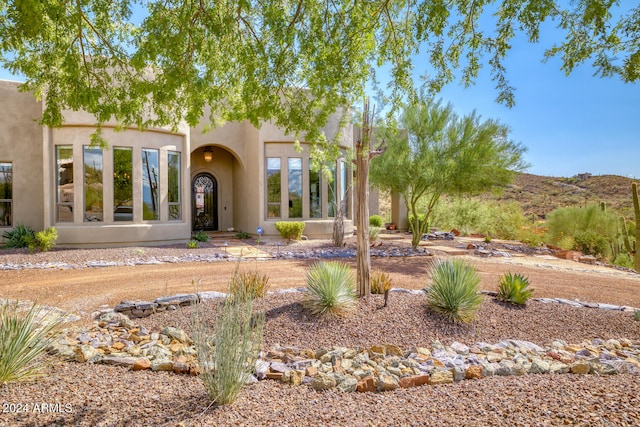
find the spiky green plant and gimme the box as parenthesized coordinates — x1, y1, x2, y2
(426, 259, 483, 323)
(497, 272, 534, 305)
(229, 270, 270, 303)
(0, 301, 63, 384)
(2, 224, 35, 249)
(303, 261, 357, 317)
(371, 270, 392, 294)
(634, 309, 640, 322)
(369, 226, 382, 242)
(192, 296, 264, 405)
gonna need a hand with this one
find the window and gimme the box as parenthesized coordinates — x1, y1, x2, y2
(56, 146, 74, 222)
(142, 148, 159, 220)
(84, 146, 103, 222)
(340, 160, 349, 217)
(113, 147, 133, 221)
(0, 162, 12, 227)
(327, 163, 337, 218)
(309, 163, 321, 218)
(168, 151, 181, 220)
(288, 158, 302, 218)
(266, 157, 281, 218)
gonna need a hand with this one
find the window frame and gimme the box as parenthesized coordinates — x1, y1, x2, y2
(0, 162, 12, 227)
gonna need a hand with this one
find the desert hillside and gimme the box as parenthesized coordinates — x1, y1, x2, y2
(484, 172, 636, 218)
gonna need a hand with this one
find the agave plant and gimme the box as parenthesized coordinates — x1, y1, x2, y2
(0, 300, 63, 384)
(303, 261, 356, 317)
(497, 272, 534, 305)
(426, 259, 483, 323)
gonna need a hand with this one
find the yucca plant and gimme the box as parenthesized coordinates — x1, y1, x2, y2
(2, 224, 35, 249)
(303, 261, 357, 317)
(371, 270, 392, 295)
(229, 270, 270, 303)
(0, 300, 63, 384)
(497, 272, 534, 305)
(192, 296, 264, 405)
(426, 259, 483, 323)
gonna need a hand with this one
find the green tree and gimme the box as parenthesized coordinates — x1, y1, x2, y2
(1, 1, 639, 138)
(370, 96, 527, 248)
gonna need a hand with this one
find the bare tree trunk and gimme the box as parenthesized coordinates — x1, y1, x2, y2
(356, 133, 371, 297)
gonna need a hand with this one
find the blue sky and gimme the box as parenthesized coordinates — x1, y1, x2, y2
(1, 11, 637, 179)
(410, 22, 640, 179)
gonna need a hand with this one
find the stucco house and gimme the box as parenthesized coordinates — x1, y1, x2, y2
(0, 79, 354, 247)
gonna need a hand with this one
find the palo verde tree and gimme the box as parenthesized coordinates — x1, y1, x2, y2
(370, 96, 528, 248)
(1, 1, 639, 139)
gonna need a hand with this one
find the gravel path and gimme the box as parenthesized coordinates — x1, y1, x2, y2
(1, 239, 640, 426)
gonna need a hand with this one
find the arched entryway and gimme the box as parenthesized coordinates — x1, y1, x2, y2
(192, 173, 218, 231)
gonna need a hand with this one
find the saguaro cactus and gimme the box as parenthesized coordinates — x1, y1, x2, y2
(632, 183, 640, 272)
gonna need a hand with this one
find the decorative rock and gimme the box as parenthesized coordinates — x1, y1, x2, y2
(430, 369, 454, 385)
(450, 342, 470, 355)
(75, 345, 101, 363)
(310, 373, 337, 391)
(570, 361, 591, 375)
(151, 358, 174, 372)
(161, 327, 192, 344)
(132, 357, 151, 371)
(289, 370, 305, 386)
(465, 365, 483, 379)
(336, 377, 358, 392)
(102, 356, 136, 367)
(356, 376, 377, 393)
(378, 374, 399, 391)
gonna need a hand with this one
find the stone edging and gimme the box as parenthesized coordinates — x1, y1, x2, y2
(46, 310, 640, 393)
(107, 288, 639, 320)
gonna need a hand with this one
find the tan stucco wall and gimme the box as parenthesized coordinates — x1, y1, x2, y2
(0, 80, 45, 235)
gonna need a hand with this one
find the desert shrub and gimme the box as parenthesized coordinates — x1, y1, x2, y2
(369, 226, 382, 242)
(369, 215, 384, 228)
(371, 270, 392, 294)
(303, 261, 356, 317)
(573, 230, 609, 258)
(229, 270, 270, 303)
(0, 300, 63, 384)
(425, 259, 483, 323)
(194, 230, 209, 242)
(27, 227, 58, 253)
(2, 224, 35, 249)
(192, 297, 264, 405)
(235, 230, 251, 239)
(275, 221, 305, 241)
(545, 204, 618, 257)
(497, 273, 534, 305)
(186, 239, 199, 249)
(612, 253, 634, 269)
(430, 198, 525, 240)
(518, 221, 548, 247)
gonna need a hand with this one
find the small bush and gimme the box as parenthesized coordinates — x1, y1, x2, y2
(497, 272, 534, 305)
(425, 259, 483, 323)
(369, 226, 382, 242)
(235, 230, 251, 239)
(612, 253, 634, 269)
(186, 240, 199, 249)
(229, 270, 270, 303)
(369, 215, 384, 228)
(27, 227, 58, 253)
(573, 230, 609, 258)
(194, 230, 209, 242)
(2, 224, 35, 249)
(303, 261, 356, 317)
(0, 300, 63, 384)
(192, 297, 264, 405)
(371, 270, 392, 294)
(275, 221, 305, 241)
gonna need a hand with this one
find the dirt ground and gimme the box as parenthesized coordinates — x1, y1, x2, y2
(1, 237, 639, 321)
